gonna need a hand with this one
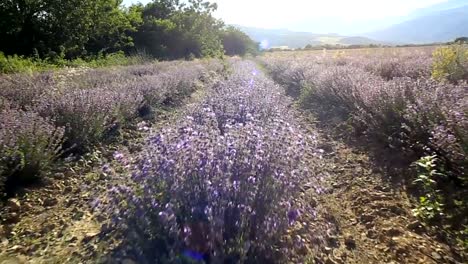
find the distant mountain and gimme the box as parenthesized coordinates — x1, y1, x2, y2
(236, 0, 468, 46)
(236, 26, 385, 49)
(408, 0, 468, 19)
(366, 4, 468, 44)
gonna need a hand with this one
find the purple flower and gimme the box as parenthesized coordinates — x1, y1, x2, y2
(113, 151, 124, 161)
(288, 209, 301, 225)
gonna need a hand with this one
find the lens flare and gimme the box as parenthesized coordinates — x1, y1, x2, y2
(260, 39, 269, 50)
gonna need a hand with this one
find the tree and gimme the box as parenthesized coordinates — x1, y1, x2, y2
(84, 0, 140, 55)
(0, 0, 256, 60)
(132, 0, 224, 59)
(0, 0, 137, 58)
(0, 0, 50, 56)
(454, 37, 468, 44)
(131, 0, 179, 58)
(169, 0, 224, 59)
(222, 26, 259, 56)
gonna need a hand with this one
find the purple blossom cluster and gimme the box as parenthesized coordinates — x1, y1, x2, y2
(261, 49, 467, 173)
(0, 60, 222, 194)
(261, 49, 467, 229)
(0, 100, 64, 196)
(102, 61, 318, 262)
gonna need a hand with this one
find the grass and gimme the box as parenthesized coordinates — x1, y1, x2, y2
(0, 51, 153, 74)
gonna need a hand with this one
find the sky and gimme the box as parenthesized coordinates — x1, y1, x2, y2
(122, 0, 449, 34)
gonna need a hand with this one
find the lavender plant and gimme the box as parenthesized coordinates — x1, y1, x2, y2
(0, 103, 63, 194)
(261, 49, 467, 176)
(101, 62, 317, 263)
(261, 48, 467, 246)
(0, 59, 223, 195)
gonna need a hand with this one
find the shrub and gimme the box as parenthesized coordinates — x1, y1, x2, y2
(0, 59, 222, 196)
(262, 49, 468, 247)
(299, 66, 384, 122)
(0, 105, 63, 195)
(37, 88, 132, 153)
(100, 62, 315, 262)
(432, 45, 468, 83)
(0, 72, 56, 108)
(0, 52, 49, 74)
(412, 155, 445, 221)
(364, 55, 432, 80)
(0, 51, 153, 75)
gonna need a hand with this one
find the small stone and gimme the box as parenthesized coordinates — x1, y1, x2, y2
(360, 213, 374, 223)
(6, 212, 20, 224)
(364, 221, 374, 229)
(344, 235, 356, 250)
(66, 236, 78, 243)
(383, 227, 403, 237)
(64, 171, 74, 178)
(325, 257, 338, 264)
(43, 198, 58, 207)
(407, 220, 423, 231)
(122, 259, 137, 264)
(309, 198, 318, 208)
(82, 232, 100, 243)
(40, 224, 56, 234)
(0, 255, 27, 264)
(367, 229, 378, 239)
(431, 252, 442, 260)
(22, 202, 33, 211)
(64, 186, 73, 193)
(8, 245, 25, 254)
(326, 234, 339, 247)
(54, 172, 66, 179)
(395, 246, 407, 255)
(7, 199, 21, 212)
(2, 237, 9, 247)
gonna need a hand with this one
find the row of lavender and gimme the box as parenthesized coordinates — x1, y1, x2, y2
(260, 48, 467, 238)
(101, 61, 324, 262)
(0, 60, 224, 196)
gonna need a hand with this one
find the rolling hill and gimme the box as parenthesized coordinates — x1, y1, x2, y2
(366, 2, 468, 44)
(236, 26, 384, 49)
(236, 0, 468, 47)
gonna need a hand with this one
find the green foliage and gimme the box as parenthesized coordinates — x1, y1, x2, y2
(170, 2, 224, 59)
(454, 37, 468, 44)
(0, 51, 150, 74)
(0, 0, 254, 67)
(412, 155, 445, 221)
(222, 26, 259, 56)
(0, 52, 48, 74)
(431, 44, 468, 83)
(133, 0, 225, 59)
(0, 0, 137, 58)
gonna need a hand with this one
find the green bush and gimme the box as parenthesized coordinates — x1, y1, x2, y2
(0, 52, 50, 74)
(432, 45, 468, 83)
(0, 51, 151, 74)
(412, 155, 445, 221)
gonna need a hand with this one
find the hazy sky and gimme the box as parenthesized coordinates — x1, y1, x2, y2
(123, 0, 449, 33)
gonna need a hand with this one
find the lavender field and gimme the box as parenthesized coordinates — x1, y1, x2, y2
(0, 46, 467, 263)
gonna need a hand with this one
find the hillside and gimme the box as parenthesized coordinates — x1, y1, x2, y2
(237, 26, 383, 49)
(367, 4, 468, 44)
(235, 0, 468, 46)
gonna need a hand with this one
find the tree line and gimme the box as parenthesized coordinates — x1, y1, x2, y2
(0, 0, 259, 60)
